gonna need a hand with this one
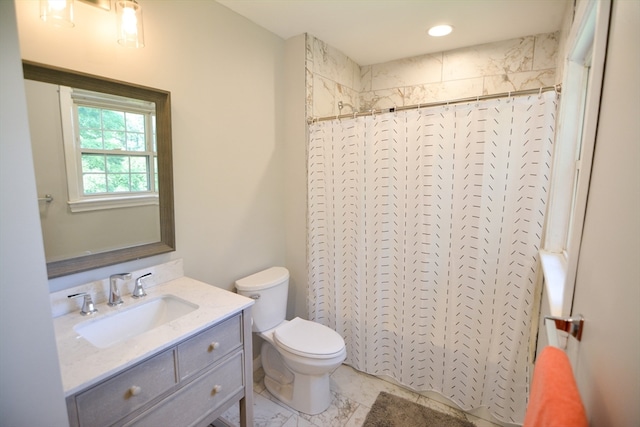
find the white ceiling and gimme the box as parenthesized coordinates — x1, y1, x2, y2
(216, 0, 569, 66)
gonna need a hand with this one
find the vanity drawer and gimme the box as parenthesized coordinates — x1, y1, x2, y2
(75, 349, 176, 427)
(126, 351, 244, 427)
(177, 314, 242, 380)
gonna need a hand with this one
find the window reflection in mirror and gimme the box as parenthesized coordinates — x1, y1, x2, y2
(23, 61, 175, 278)
(26, 80, 161, 262)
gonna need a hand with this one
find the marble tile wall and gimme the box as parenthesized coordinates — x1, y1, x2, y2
(306, 32, 559, 119)
(306, 35, 362, 119)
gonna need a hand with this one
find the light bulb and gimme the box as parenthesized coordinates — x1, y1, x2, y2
(40, 0, 74, 27)
(121, 7, 138, 35)
(49, 0, 67, 11)
(117, 0, 145, 48)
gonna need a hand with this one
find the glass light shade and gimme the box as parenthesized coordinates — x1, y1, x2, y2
(117, 0, 145, 48)
(40, 0, 75, 27)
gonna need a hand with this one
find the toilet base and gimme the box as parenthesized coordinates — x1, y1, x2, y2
(264, 368, 332, 415)
(261, 341, 333, 415)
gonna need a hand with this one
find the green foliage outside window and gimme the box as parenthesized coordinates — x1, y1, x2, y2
(77, 105, 154, 195)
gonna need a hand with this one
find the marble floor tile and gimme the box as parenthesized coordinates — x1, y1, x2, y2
(298, 391, 359, 427)
(343, 404, 371, 427)
(216, 364, 504, 427)
(330, 364, 421, 408)
(219, 392, 295, 427)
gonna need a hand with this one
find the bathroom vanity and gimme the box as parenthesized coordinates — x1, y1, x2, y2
(52, 265, 254, 427)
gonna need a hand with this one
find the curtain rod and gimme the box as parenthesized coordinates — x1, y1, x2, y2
(308, 84, 561, 124)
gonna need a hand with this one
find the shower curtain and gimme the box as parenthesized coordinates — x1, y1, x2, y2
(307, 91, 557, 423)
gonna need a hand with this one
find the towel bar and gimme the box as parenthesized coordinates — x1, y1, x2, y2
(545, 315, 584, 342)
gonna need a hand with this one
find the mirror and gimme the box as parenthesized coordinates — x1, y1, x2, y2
(23, 61, 175, 278)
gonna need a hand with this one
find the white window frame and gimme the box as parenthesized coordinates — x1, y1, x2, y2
(540, 0, 611, 316)
(59, 86, 159, 212)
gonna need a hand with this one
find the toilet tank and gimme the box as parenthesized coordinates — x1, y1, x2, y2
(235, 267, 289, 332)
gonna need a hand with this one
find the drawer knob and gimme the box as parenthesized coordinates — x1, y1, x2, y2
(209, 341, 220, 351)
(212, 384, 222, 394)
(129, 385, 142, 396)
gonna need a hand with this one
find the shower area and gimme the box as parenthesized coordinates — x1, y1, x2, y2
(303, 33, 561, 424)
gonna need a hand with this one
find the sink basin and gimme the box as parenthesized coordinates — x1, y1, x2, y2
(74, 295, 198, 348)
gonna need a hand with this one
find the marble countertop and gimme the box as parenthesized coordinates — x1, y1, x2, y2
(53, 276, 253, 396)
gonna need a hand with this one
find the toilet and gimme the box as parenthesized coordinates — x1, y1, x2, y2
(235, 267, 346, 415)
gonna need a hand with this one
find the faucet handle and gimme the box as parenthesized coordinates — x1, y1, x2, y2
(132, 273, 151, 299)
(68, 293, 98, 316)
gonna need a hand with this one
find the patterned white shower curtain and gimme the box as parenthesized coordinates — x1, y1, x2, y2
(307, 92, 557, 423)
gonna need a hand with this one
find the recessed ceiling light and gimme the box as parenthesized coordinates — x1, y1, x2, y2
(428, 25, 453, 37)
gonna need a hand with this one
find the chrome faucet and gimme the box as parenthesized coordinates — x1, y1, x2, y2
(68, 292, 98, 316)
(108, 273, 131, 306)
(132, 273, 151, 298)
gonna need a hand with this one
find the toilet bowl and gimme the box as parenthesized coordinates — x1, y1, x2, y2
(235, 267, 346, 415)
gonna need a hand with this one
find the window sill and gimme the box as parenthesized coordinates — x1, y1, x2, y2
(539, 250, 567, 317)
(68, 194, 158, 213)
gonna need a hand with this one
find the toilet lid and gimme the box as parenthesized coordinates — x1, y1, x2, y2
(274, 317, 345, 358)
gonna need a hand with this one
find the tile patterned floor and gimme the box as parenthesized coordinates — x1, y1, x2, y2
(216, 364, 503, 427)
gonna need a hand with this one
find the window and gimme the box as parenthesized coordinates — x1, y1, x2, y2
(540, 0, 611, 316)
(59, 86, 158, 212)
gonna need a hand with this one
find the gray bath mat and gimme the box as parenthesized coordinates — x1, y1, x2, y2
(362, 392, 476, 427)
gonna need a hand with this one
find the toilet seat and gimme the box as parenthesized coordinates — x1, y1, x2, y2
(274, 317, 345, 359)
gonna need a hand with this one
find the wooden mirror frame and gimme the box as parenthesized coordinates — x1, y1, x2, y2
(23, 61, 175, 278)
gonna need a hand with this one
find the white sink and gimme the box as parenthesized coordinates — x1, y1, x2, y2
(74, 295, 198, 348)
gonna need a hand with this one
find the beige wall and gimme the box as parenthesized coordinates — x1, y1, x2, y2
(15, 0, 287, 292)
(0, 1, 69, 424)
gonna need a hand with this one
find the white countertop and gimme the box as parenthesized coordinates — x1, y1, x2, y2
(53, 276, 253, 396)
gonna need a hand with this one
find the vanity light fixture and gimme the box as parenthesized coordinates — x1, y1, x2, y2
(116, 0, 145, 48)
(40, 0, 145, 48)
(428, 24, 453, 37)
(40, 0, 75, 27)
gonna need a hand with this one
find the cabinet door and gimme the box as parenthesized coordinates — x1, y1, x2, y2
(75, 349, 176, 426)
(177, 314, 242, 380)
(127, 351, 244, 427)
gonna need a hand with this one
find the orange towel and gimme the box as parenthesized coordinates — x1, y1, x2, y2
(523, 346, 588, 427)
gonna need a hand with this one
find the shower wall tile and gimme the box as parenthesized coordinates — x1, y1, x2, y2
(313, 74, 337, 118)
(305, 66, 313, 120)
(306, 32, 558, 119)
(360, 88, 404, 112)
(483, 69, 556, 94)
(360, 65, 372, 92)
(312, 36, 356, 89)
(533, 32, 560, 71)
(403, 78, 485, 105)
(370, 53, 442, 91)
(442, 36, 535, 81)
(307, 34, 361, 118)
(336, 84, 360, 114)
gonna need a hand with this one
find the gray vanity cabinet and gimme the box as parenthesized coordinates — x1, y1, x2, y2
(66, 309, 253, 427)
